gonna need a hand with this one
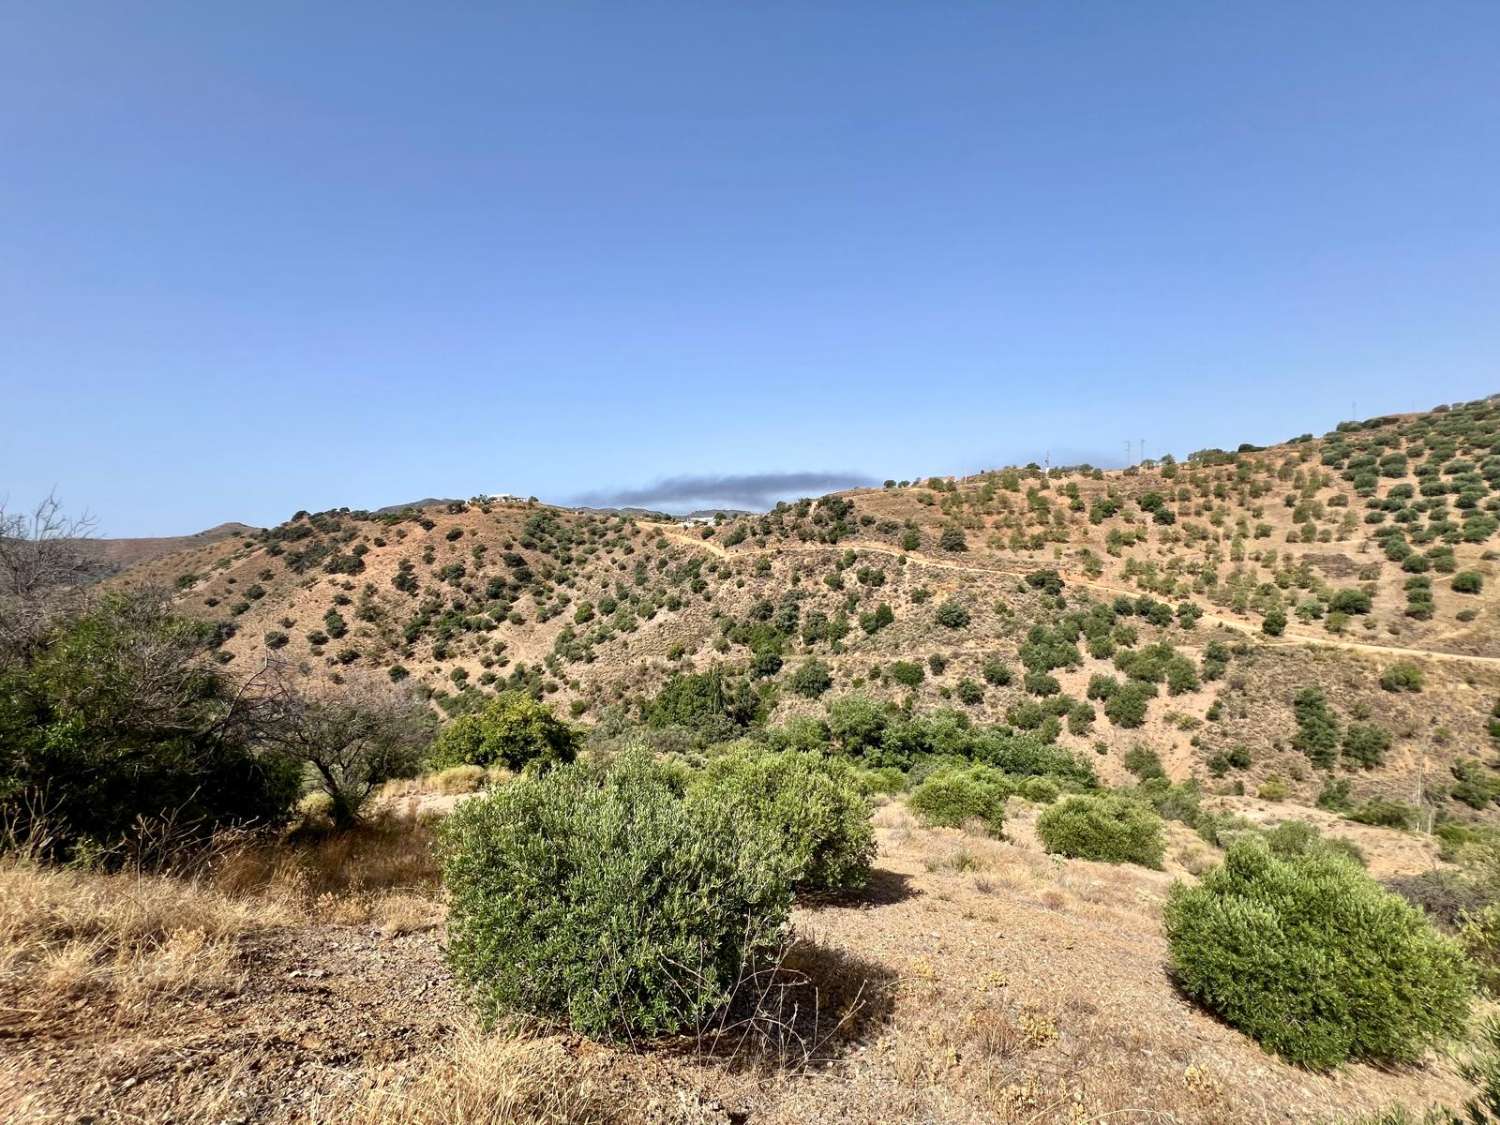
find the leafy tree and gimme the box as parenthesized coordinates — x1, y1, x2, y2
(955, 678, 984, 705)
(432, 690, 582, 771)
(1328, 588, 1372, 615)
(260, 675, 433, 828)
(1103, 681, 1153, 727)
(0, 592, 299, 860)
(939, 526, 968, 552)
(888, 660, 925, 688)
(689, 749, 874, 893)
(1342, 723, 1391, 769)
(1291, 687, 1341, 769)
(859, 602, 894, 635)
(789, 659, 833, 698)
(1037, 794, 1165, 867)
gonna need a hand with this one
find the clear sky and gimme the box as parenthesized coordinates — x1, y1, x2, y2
(3, 3, 1498, 535)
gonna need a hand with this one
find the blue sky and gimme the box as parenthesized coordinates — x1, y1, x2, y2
(3, 3, 1498, 535)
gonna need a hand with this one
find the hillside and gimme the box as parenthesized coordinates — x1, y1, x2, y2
(73, 521, 257, 578)
(120, 394, 1500, 818)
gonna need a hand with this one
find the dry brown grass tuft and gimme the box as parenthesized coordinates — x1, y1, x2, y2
(208, 811, 443, 930)
(0, 858, 279, 1032)
(341, 1025, 622, 1125)
(0, 811, 444, 1036)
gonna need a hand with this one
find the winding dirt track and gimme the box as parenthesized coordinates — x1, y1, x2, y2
(656, 528, 1500, 669)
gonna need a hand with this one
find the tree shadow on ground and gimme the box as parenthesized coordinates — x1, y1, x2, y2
(676, 935, 899, 1075)
(799, 867, 920, 911)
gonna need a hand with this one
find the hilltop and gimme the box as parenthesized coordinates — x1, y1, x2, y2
(116, 394, 1500, 821)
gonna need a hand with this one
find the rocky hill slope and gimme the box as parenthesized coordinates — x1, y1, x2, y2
(118, 395, 1500, 817)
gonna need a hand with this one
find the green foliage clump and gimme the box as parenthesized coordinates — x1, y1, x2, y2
(888, 660, 925, 688)
(0, 593, 299, 861)
(1342, 722, 1391, 769)
(1037, 793, 1164, 867)
(908, 765, 1011, 834)
(643, 670, 760, 741)
(1018, 776, 1060, 804)
(691, 749, 874, 893)
(1453, 570, 1484, 594)
(982, 657, 1012, 686)
(789, 659, 833, 698)
(954, 678, 983, 705)
(430, 691, 580, 771)
(1380, 662, 1424, 693)
(441, 753, 793, 1040)
(1291, 686, 1341, 769)
(935, 600, 970, 629)
(1164, 840, 1472, 1070)
(1103, 681, 1153, 728)
(1122, 745, 1166, 780)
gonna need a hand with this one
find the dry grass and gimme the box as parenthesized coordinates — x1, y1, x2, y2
(0, 811, 443, 1037)
(208, 810, 443, 932)
(342, 1025, 623, 1125)
(0, 857, 278, 1032)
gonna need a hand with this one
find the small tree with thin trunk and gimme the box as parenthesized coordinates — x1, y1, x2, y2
(0, 493, 98, 667)
(259, 675, 433, 828)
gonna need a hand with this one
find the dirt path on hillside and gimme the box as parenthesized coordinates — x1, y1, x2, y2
(656, 529, 1500, 669)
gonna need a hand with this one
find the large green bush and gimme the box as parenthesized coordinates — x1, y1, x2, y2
(689, 749, 874, 893)
(1036, 794, 1165, 868)
(908, 765, 1011, 834)
(1164, 840, 1472, 1070)
(441, 753, 793, 1040)
(0, 593, 299, 860)
(429, 691, 580, 771)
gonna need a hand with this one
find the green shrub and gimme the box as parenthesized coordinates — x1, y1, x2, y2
(430, 691, 581, 771)
(789, 659, 833, 698)
(1348, 798, 1417, 829)
(1036, 794, 1165, 868)
(1164, 840, 1472, 1069)
(908, 766, 1010, 834)
(1023, 670, 1060, 696)
(1122, 745, 1166, 780)
(982, 658, 1012, 686)
(690, 750, 875, 894)
(1459, 906, 1500, 1001)
(1380, 662, 1424, 693)
(0, 593, 299, 861)
(888, 660, 925, 688)
(939, 526, 968, 552)
(1103, 681, 1153, 728)
(1291, 686, 1341, 769)
(1019, 776, 1060, 804)
(935, 600, 970, 629)
(441, 753, 793, 1040)
(1453, 570, 1484, 594)
(851, 765, 907, 796)
(1342, 722, 1391, 769)
(642, 670, 760, 741)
